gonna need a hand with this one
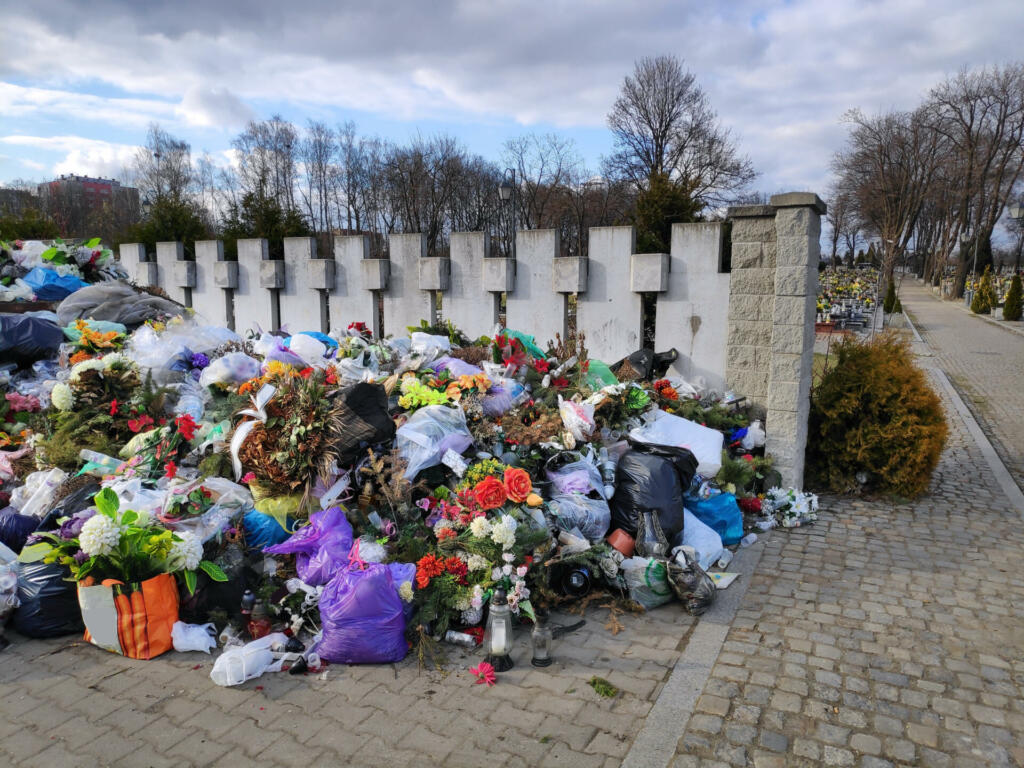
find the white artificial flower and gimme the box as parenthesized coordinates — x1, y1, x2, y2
(516, 565, 528, 577)
(454, 595, 472, 611)
(467, 554, 489, 572)
(79, 514, 120, 556)
(491, 567, 503, 581)
(169, 531, 203, 571)
(433, 519, 454, 536)
(131, 509, 151, 527)
(398, 581, 414, 602)
(469, 516, 491, 538)
(502, 564, 513, 576)
(50, 382, 74, 411)
(101, 352, 131, 370)
(501, 552, 515, 563)
(70, 358, 105, 382)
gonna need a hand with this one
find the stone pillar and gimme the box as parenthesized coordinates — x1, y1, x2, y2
(382, 233, 432, 336)
(578, 226, 641, 363)
(766, 192, 824, 488)
(193, 240, 227, 326)
(506, 229, 562, 343)
(118, 243, 155, 286)
(279, 236, 322, 333)
(445, 231, 494, 338)
(155, 241, 191, 307)
(656, 222, 731, 392)
(329, 235, 375, 334)
(234, 238, 275, 335)
(725, 205, 777, 411)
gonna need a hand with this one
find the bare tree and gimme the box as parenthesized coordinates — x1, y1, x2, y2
(605, 55, 756, 205)
(926, 63, 1024, 294)
(133, 124, 195, 203)
(502, 133, 583, 230)
(833, 107, 945, 283)
(298, 120, 336, 241)
(232, 116, 299, 208)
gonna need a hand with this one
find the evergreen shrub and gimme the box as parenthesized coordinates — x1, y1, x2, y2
(807, 333, 947, 498)
(1003, 274, 1022, 321)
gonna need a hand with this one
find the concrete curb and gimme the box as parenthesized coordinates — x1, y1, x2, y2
(904, 309, 1024, 515)
(622, 536, 768, 768)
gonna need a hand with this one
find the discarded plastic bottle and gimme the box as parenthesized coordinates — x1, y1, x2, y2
(247, 601, 272, 640)
(240, 589, 255, 624)
(740, 533, 758, 548)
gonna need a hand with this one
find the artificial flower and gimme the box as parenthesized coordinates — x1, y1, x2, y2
(79, 514, 119, 557)
(534, 359, 550, 374)
(175, 414, 197, 441)
(128, 414, 154, 433)
(468, 516, 492, 538)
(473, 476, 507, 510)
(164, 461, 178, 479)
(503, 467, 532, 503)
(470, 661, 497, 686)
(50, 382, 74, 411)
(109, 399, 119, 416)
(169, 531, 203, 571)
(398, 581, 414, 602)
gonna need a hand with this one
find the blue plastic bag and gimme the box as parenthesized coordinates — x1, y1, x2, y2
(263, 506, 353, 585)
(22, 268, 89, 300)
(685, 493, 744, 546)
(242, 509, 293, 551)
(318, 562, 409, 664)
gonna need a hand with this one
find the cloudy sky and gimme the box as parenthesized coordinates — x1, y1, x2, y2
(1, 0, 1021, 197)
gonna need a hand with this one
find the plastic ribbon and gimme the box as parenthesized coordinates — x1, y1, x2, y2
(347, 539, 367, 571)
(230, 384, 276, 480)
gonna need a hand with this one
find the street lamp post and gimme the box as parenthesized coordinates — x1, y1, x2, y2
(498, 168, 516, 259)
(1010, 205, 1024, 272)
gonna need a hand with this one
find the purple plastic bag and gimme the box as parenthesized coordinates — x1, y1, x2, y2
(263, 506, 353, 586)
(318, 563, 409, 664)
(427, 357, 483, 378)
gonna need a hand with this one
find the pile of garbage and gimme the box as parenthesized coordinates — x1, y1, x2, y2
(0, 276, 818, 679)
(0, 238, 127, 304)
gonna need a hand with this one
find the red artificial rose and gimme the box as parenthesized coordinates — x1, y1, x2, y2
(164, 460, 178, 479)
(109, 399, 118, 416)
(473, 476, 507, 511)
(503, 467, 532, 503)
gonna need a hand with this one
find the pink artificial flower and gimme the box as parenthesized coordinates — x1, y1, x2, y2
(470, 661, 497, 687)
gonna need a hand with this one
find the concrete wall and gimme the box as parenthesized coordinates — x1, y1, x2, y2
(117, 193, 823, 484)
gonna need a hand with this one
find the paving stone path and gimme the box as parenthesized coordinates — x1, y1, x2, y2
(900, 280, 1024, 493)
(671, 299, 1024, 767)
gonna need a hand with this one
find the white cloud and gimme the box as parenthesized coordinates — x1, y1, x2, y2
(0, 135, 141, 179)
(2, 0, 1022, 195)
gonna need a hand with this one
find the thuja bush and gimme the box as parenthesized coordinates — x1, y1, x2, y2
(1003, 274, 1022, 321)
(970, 265, 996, 314)
(807, 333, 947, 498)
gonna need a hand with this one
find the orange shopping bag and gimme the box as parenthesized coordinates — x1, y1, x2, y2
(78, 573, 179, 659)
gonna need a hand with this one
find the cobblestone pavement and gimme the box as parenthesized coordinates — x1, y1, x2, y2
(0, 578, 699, 767)
(901, 280, 1024, 492)
(672, 359, 1024, 766)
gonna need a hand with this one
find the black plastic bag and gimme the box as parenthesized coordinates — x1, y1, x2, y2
(0, 314, 65, 364)
(666, 551, 716, 616)
(609, 441, 698, 539)
(0, 507, 39, 553)
(611, 348, 679, 381)
(12, 561, 84, 638)
(335, 382, 396, 465)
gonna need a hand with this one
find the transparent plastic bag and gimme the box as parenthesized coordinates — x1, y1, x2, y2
(286, 333, 329, 367)
(546, 453, 605, 498)
(548, 493, 611, 541)
(172, 621, 217, 653)
(666, 550, 716, 616)
(9, 468, 68, 517)
(173, 377, 210, 421)
(620, 556, 674, 610)
(558, 396, 596, 442)
(395, 405, 473, 479)
(409, 332, 451, 365)
(199, 352, 261, 388)
(0, 542, 19, 624)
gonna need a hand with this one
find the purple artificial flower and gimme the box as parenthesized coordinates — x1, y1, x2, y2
(59, 508, 97, 540)
(424, 508, 444, 528)
(73, 550, 89, 564)
(190, 352, 210, 370)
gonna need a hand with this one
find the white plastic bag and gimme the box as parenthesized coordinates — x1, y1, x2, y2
(742, 420, 766, 450)
(9, 468, 68, 516)
(395, 405, 473, 479)
(172, 621, 217, 653)
(287, 334, 329, 367)
(210, 632, 289, 686)
(409, 333, 451, 366)
(629, 409, 724, 477)
(674, 508, 725, 571)
(199, 352, 261, 388)
(0, 542, 20, 623)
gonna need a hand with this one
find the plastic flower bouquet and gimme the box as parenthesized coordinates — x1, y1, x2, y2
(764, 487, 819, 528)
(30, 488, 227, 659)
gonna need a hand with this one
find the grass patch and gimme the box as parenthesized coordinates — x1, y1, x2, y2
(588, 676, 619, 698)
